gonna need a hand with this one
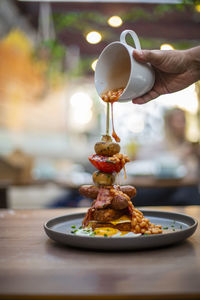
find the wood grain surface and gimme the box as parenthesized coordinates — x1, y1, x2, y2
(0, 206, 200, 300)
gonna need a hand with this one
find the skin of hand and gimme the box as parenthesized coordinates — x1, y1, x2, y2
(132, 46, 200, 104)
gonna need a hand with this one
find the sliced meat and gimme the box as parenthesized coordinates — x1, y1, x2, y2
(93, 188, 113, 209)
(79, 185, 99, 199)
(92, 208, 125, 222)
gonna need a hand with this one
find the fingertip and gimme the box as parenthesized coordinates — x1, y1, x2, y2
(132, 98, 146, 105)
(133, 50, 145, 61)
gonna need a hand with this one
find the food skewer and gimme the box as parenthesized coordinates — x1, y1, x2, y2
(106, 102, 110, 136)
(77, 87, 162, 237)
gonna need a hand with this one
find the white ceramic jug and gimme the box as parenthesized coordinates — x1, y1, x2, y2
(95, 30, 155, 102)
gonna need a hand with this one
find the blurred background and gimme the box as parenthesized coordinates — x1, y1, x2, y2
(0, 0, 199, 209)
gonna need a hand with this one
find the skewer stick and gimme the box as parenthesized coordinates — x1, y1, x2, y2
(106, 102, 110, 136)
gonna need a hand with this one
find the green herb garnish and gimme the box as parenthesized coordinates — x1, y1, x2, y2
(172, 229, 175, 231)
(106, 160, 116, 164)
(79, 226, 82, 229)
(143, 233, 149, 236)
(104, 234, 108, 237)
(71, 225, 76, 228)
(180, 225, 182, 229)
(71, 230, 78, 234)
(163, 227, 168, 230)
(107, 229, 110, 232)
(171, 225, 175, 227)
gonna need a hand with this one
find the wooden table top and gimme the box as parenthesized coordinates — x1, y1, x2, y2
(0, 206, 200, 300)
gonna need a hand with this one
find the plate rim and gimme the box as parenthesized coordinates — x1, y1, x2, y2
(44, 209, 198, 240)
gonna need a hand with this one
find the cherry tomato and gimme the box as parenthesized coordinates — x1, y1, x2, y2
(89, 154, 122, 173)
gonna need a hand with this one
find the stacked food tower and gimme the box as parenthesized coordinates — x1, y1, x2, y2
(80, 134, 162, 236)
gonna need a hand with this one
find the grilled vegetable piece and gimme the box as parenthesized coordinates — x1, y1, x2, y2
(92, 171, 115, 186)
(94, 141, 120, 157)
(89, 154, 122, 173)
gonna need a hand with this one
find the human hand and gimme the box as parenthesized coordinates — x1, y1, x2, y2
(132, 47, 200, 104)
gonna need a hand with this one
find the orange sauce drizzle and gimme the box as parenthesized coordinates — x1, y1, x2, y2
(123, 165, 127, 180)
(111, 102, 120, 143)
(101, 88, 124, 143)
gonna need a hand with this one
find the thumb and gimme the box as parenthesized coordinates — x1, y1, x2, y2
(133, 49, 162, 66)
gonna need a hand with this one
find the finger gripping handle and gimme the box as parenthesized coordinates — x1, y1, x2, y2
(120, 30, 141, 50)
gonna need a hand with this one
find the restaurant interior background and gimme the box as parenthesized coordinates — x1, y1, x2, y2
(0, 0, 199, 209)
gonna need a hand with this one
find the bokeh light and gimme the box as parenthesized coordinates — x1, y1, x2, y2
(86, 31, 102, 44)
(69, 92, 93, 127)
(108, 16, 123, 27)
(195, 4, 200, 12)
(160, 44, 174, 50)
(91, 59, 98, 71)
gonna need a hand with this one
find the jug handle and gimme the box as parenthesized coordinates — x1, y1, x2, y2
(120, 30, 141, 50)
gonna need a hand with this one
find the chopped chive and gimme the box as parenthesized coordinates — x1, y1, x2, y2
(163, 227, 168, 230)
(171, 225, 175, 227)
(71, 230, 78, 234)
(71, 225, 76, 228)
(107, 229, 110, 231)
(104, 234, 108, 237)
(143, 233, 149, 236)
(79, 226, 82, 229)
(180, 225, 182, 229)
(106, 160, 116, 164)
(172, 229, 175, 231)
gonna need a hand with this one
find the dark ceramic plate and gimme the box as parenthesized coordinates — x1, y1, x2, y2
(44, 210, 198, 251)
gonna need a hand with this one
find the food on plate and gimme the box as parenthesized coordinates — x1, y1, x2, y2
(81, 181, 162, 236)
(77, 133, 162, 237)
(79, 184, 136, 200)
(74, 87, 162, 238)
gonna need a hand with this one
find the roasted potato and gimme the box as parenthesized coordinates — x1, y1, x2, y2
(94, 141, 120, 157)
(92, 171, 115, 186)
